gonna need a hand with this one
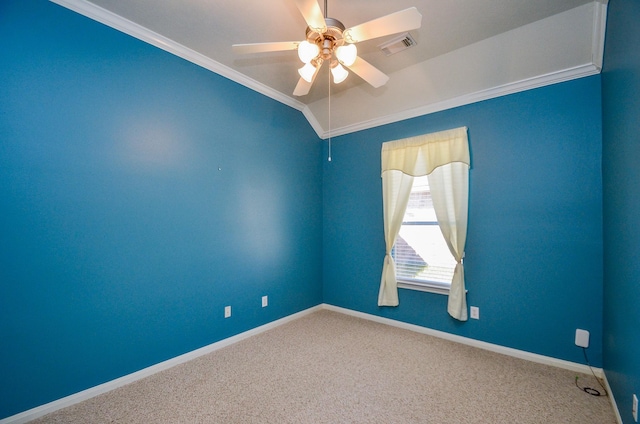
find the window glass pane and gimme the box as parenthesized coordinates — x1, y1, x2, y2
(396, 226, 456, 283)
(404, 177, 437, 222)
(393, 176, 456, 285)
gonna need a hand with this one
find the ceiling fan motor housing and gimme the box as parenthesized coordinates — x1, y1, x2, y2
(305, 17, 346, 61)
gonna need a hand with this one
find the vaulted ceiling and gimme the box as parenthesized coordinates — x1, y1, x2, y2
(52, 0, 608, 139)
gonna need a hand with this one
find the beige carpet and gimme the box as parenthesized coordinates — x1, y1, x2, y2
(33, 310, 617, 423)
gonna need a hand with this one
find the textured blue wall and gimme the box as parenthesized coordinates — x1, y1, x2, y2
(0, 0, 616, 420)
(0, 1, 322, 418)
(323, 76, 603, 366)
(602, 0, 640, 422)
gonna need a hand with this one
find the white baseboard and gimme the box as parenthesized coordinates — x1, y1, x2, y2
(602, 371, 623, 424)
(3, 303, 621, 423)
(0, 305, 322, 424)
(322, 304, 622, 423)
(322, 304, 603, 376)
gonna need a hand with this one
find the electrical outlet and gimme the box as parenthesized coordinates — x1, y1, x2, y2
(575, 329, 590, 348)
(262, 295, 268, 307)
(470, 306, 479, 320)
(633, 393, 638, 422)
(224, 305, 231, 318)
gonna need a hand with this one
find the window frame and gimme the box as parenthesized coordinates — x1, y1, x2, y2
(397, 279, 451, 295)
(378, 126, 469, 318)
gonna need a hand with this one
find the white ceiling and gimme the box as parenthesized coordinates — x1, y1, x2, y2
(52, 0, 608, 139)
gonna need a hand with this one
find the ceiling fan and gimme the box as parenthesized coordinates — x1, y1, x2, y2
(232, 0, 422, 96)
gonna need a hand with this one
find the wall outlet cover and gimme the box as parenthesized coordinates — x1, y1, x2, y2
(224, 306, 231, 318)
(575, 329, 589, 348)
(262, 296, 268, 307)
(470, 306, 479, 319)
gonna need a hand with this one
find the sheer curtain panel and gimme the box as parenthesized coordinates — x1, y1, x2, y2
(428, 162, 469, 320)
(378, 170, 414, 306)
(378, 127, 470, 320)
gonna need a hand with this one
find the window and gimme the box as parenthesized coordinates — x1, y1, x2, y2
(393, 175, 456, 294)
(377, 126, 469, 320)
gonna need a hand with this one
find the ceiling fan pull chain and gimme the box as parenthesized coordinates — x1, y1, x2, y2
(328, 61, 332, 162)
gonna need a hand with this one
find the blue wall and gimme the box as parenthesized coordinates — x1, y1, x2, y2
(602, 0, 640, 423)
(0, 1, 322, 419)
(4, 0, 629, 421)
(323, 76, 603, 366)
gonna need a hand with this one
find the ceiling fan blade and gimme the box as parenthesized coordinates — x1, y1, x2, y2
(293, 65, 321, 96)
(295, 0, 326, 33)
(345, 56, 389, 88)
(232, 41, 299, 55)
(343, 7, 422, 43)
(293, 77, 313, 96)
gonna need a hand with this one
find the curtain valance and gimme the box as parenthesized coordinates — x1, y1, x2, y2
(381, 127, 469, 177)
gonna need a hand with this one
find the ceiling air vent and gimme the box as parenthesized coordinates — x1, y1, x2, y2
(378, 32, 417, 56)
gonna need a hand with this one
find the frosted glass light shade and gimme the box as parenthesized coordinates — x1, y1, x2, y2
(298, 62, 318, 82)
(331, 63, 349, 84)
(297, 41, 319, 63)
(336, 44, 357, 66)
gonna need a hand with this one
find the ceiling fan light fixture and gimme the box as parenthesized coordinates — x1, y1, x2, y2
(298, 62, 318, 82)
(335, 43, 357, 66)
(298, 40, 320, 63)
(233, 2, 423, 95)
(330, 62, 348, 84)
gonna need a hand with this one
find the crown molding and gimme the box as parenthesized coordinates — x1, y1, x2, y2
(49, 0, 306, 112)
(320, 62, 601, 139)
(50, 0, 607, 141)
(591, 1, 608, 69)
(318, 1, 608, 139)
(301, 107, 325, 139)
